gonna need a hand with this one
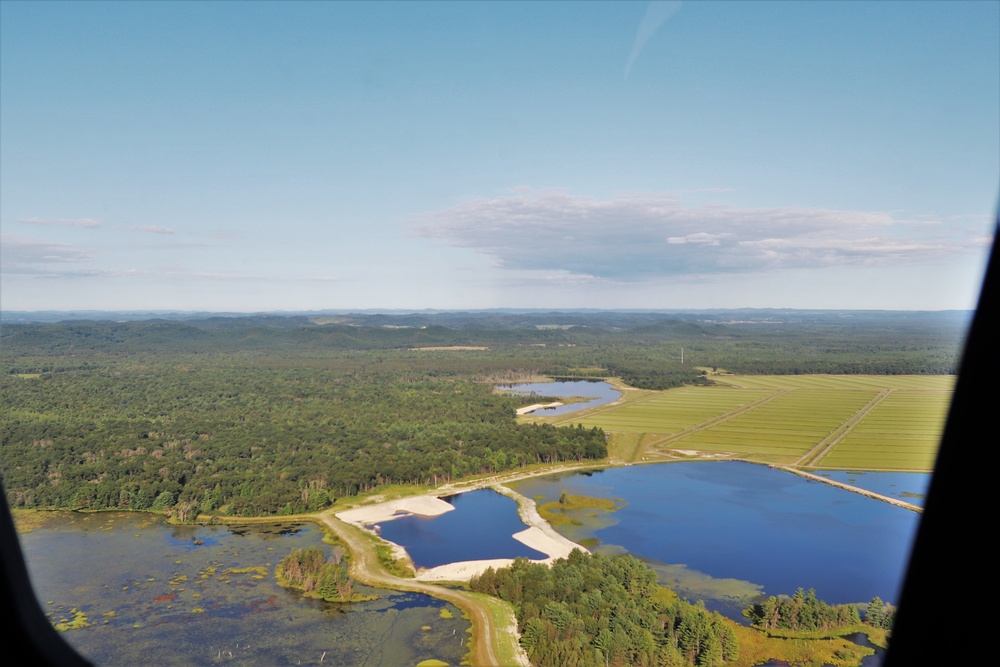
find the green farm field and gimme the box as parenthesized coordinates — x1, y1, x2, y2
(550, 375, 953, 471)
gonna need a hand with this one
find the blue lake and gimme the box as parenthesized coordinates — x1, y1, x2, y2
(375, 488, 548, 568)
(499, 380, 621, 415)
(510, 462, 920, 612)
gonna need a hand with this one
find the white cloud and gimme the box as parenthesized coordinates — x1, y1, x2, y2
(413, 189, 989, 281)
(667, 232, 730, 246)
(130, 225, 175, 235)
(16, 217, 103, 229)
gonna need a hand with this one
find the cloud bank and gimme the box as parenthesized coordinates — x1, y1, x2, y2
(1, 235, 95, 267)
(414, 190, 986, 281)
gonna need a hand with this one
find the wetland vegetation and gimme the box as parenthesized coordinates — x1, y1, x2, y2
(537, 491, 623, 528)
(16, 512, 469, 666)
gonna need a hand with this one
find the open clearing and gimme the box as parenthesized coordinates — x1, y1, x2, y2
(546, 375, 953, 472)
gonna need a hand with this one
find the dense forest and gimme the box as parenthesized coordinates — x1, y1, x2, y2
(1, 309, 966, 378)
(470, 550, 739, 667)
(1, 365, 606, 514)
(1, 310, 965, 516)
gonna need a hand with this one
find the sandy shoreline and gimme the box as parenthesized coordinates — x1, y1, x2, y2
(515, 401, 564, 415)
(336, 495, 456, 524)
(335, 487, 587, 582)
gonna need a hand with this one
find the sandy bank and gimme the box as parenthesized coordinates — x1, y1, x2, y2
(515, 401, 564, 415)
(414, 558, 520, 582)
(336, 495, 455, 525)
(413, 527, 579, 582)
(512, 526, 578, 560)
(492, 485, 587, 559)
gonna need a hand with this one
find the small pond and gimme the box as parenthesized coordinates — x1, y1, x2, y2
(18, 512, 469, 666)
(375, 488, 547, 568)
(499, 379, 621, 415)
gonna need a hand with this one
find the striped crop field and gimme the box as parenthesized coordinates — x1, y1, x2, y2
(665, 389, 877, 464)
(571, 386, 769, 435)
(714, 374, 955, 391)
(816, 389, 952, 470)
(555, 375, 953, 470)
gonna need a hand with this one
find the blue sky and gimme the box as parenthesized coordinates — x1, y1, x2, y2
(2, 1, 997, 312)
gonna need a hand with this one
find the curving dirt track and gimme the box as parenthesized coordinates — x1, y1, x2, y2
(318, 511, 528, 667)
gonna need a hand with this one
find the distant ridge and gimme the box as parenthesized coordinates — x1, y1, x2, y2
(0, 308, 973, 326)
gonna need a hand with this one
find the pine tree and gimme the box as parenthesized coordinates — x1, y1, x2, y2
(865, 597, 884, 628)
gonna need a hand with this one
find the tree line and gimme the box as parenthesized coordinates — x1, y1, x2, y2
(743, 587, 894, 633)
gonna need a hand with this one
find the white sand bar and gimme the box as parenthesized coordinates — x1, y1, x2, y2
(515, 401, 564, 415)
(512, 526, 577, 560)
(415, 528, 578, 582)
(337, 495, 455, 525)
(416, 558, 519, 582)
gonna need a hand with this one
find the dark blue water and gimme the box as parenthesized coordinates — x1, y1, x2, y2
(818, 470, 931, 507)
(375, 489, 548, 568)
(511, 462, 920, 608)
(500, 380, 621, 415)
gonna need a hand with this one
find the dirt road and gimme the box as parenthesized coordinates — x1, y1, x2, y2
(318, 511, 529, 667)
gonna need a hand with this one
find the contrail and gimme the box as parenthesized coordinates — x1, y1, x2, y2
(624, 1, 682, 80)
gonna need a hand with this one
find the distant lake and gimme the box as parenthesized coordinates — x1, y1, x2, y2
(499, 379, 621, 415)
(511, 462, 921, 616)
(375, 488, 547, 568)
(18, 513, 468, 667)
